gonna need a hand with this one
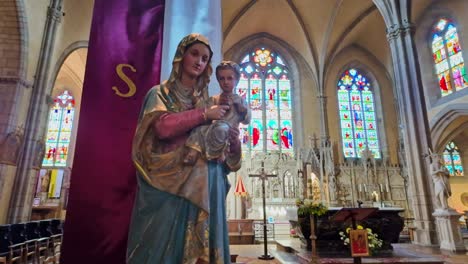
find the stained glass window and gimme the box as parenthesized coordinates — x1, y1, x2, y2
(42, 90, 75, 167)
(443, 142, 464, 176)
(337, 69, 380, 158)
(238, 47, 293, 157)
(432, 18, 468, 96)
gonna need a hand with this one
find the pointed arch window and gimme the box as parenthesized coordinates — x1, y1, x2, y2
(432, 18, 468, 96)
(337, 68, 380, 158)
(238, 47, 294, 156)
(42, 90, 76, 167)
(443, 141, 464, 176)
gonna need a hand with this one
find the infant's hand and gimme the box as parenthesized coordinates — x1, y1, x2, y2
(219, 94, 233, 106)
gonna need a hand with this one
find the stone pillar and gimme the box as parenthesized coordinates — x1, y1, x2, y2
(8, 0, 63, 222)
(316, 95, 328, 203)
(433, 209, 466, 252)
(0, 0, 29, 224)
(0, 165, 17, 223)
(373, 0, 436, 245)
(317, 94, 328, 139)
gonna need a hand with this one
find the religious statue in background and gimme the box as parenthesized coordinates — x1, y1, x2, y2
(361, 146, 376, 184)
(241, 193, 253, 219)
(430, 151, 451, 210)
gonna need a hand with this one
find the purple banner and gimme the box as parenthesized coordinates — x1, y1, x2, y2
(61, 1, 164, 263)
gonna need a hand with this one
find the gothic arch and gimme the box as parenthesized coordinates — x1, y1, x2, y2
(334, 64, 385, 159)
(430, 104, 468, 152)
(224, 32, 314, 152)
(47, 42, 88, 169)
(415, 4, 468, 108)
(325, 44, 397, 163)
(49, 41, 89, 95)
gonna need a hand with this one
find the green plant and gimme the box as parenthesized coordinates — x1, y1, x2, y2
(296, 198, 328, 217)
(338, 225, 383, 253)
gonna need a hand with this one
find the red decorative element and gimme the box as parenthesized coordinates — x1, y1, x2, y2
(234, 175, 248, 196)
(252, 86, 259, 95)
(268, 88, 275, 101)
(281, 127, 289, 148)
(253, 127, 260, 146)
(439, 76, 448, 91)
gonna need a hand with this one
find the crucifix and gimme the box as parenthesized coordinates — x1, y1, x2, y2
(249, 161, 277, 260)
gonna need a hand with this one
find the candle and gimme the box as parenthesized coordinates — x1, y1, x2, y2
(386, 184, 389, 192)
(379, 184, 383, 192)
(358, 184, 362, 192)
(364, 184, 367, 192)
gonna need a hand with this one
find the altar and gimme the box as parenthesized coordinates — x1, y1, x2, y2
(290, 207, 405, 254)
(226, 144, 411, 254)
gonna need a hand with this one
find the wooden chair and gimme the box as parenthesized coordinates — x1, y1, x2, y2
(38, 221, 52, 239)
(0, 225, 9, 264)
(23, 239, 38, 264)
(36, 237, 55, 264)
(8, 224, 27, 264)
(23, 222, 41, 264)
(49, 220, 62, 235)
(50, 234, 62, 264)
(8, 243, 24, 264)
(0, 253, 6, 264)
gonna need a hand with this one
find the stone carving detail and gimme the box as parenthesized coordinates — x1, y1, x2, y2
(361, 146, 377, 184)
(0, 127, 24, 166)
(386, 22, 413, 40)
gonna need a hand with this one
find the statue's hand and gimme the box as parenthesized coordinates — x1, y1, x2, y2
(205, 105, 230, 120)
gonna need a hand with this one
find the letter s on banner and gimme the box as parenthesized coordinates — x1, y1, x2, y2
(112, 64, 137, 98)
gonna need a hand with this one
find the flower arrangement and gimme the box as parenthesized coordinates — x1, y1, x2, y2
(295, 198, 328, 217)
(339, 225, 383, 253)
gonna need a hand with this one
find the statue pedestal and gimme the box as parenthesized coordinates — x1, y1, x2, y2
(432, 208, 466, 252)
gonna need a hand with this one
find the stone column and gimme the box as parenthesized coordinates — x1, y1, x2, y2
(373, 0, 436, 245)
(0, 0, 29, 224)
(316, 94, 328, 203)
(317, 94, 328, 139)
(8, 0, 63, 222)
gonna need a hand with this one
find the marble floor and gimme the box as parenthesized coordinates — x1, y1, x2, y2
(230, 238, 468, 264)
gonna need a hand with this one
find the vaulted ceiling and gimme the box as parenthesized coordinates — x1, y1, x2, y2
(222, 0, 435, 83)
(53, 48, 87, 98)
